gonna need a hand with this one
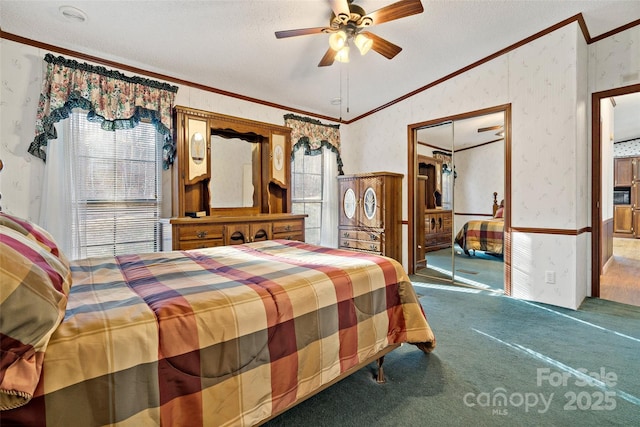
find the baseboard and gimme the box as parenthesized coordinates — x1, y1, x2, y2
(602, 255, 614, 275)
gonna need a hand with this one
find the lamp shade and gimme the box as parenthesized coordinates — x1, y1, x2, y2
(354, 34, 373, 55)
(335, 45, 350, 63)
(329, 30, 347, 51)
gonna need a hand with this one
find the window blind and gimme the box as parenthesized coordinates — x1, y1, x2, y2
(291, 148, 324, 245)
(71, 110, 162, 258)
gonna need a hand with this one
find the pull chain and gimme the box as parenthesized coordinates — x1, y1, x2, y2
(346, 62, 350, 114)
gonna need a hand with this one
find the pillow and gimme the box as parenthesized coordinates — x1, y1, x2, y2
(494, 206, 504, 219)
(0, 222, 72, 410)
(0, 212, 66, 261)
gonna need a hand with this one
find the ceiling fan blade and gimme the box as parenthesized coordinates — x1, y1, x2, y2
(361, 0, 424, 26)
(478, 125, 503, 133)
(329, 0, 351, 24)
(361, 31, 402, 59)
(318, 48, 337, 67)
(275, 27, 329, 39)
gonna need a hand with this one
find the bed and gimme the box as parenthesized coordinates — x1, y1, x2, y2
(0, 213, 436, 426)
(454, 193, 505, 256)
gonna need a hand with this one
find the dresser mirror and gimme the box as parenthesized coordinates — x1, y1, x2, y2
(173, 106, 293, 218)
(210, 135, 260, 208)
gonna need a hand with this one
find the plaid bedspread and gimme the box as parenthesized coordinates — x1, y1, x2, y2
(1, 240, 435, 426)
(455, 219, 504, 255)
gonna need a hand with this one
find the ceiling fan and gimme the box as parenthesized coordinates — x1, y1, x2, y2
(275, 0, 424, 67)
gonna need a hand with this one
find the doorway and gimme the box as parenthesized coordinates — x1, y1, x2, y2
(408, 104, 512, 294)
(592, 84, 640, 306)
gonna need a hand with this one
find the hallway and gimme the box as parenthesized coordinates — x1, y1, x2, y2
(600, 238, 640, 307)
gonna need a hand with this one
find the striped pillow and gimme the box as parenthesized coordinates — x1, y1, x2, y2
(0, 213, 66, 260)
(0, 218, 72, 410)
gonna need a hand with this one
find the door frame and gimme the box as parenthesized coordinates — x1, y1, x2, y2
(407, 104, 512, 295)
(591, 83, 640, 297)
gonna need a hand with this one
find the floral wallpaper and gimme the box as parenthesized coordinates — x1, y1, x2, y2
(614, 138, 640, 157)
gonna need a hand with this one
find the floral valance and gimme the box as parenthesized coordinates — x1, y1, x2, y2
(433, 150, 456, 178)
(29, 54, 179, 169)
(284, 114, 341, 153)
(292, 138, 344, 175)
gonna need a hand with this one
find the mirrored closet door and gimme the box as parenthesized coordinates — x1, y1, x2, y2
(411, 106, 509, 293)
(415, 121, 455, 283)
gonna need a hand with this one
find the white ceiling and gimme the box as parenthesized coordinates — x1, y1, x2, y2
(612, 92, 640, 142)
(1, 0, 639, 124)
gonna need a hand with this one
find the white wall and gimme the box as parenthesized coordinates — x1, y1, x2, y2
(453, 142, 505, 234)
(342, 23, 586, 309)
(602, 101, 615, 221)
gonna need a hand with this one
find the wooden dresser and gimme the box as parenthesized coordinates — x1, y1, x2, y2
(170, 106, 306, 250)
(423, 209, 453, 252)
(416, 164, 452, 268)
(171, 214, 306, 250)
(337, 172, 403, 263)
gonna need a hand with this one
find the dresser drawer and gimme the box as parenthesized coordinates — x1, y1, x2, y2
(339, 237, 383, 253)
(175, 224, 224, 241)
(273, 231, 305, 241)
(339, 229, 383, 242)
(273, 219, 304, 234)
(177, 239, 224, 250)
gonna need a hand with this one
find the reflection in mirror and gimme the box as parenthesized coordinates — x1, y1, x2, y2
(190, 132, 205, 163)
(210, 136, 258, 208)
(451, 112, 505, 292)
(411, 106, 508, 292)
(415, 121, 454, 283)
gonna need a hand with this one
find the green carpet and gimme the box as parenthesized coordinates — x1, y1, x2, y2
(416, 245, 504, 292)
(264, 283, 640, 426)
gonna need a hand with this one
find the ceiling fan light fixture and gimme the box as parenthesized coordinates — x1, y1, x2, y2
(335, 45, 350, 63)
(329, 30, 347, 51)
(354, 33, 373, 55)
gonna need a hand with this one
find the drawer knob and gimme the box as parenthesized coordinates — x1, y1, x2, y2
(343, 232, 350, 237)
(196, 231, 208, 239)
(285, 225, 291, 231)
(369, 233, 378, 241)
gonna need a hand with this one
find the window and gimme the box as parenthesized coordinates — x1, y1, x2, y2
(291, 146, 339, 247)
(42, 109, 163, 259)
(291, 148, 323, 245)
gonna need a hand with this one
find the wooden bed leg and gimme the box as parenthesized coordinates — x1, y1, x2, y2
(376, 356, 386, 383)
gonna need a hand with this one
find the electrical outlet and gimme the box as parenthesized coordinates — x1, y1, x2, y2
(545, 271, 556, 284)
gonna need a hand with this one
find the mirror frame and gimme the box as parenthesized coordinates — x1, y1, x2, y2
(407, 104, 512, 295)
(173, 106, 292, 218)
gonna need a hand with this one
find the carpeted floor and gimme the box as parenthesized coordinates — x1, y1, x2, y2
(264, 282, 640, 426)
(416, 245, 505, 291)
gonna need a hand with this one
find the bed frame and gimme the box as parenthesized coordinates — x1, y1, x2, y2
(492, 191, 504, 217)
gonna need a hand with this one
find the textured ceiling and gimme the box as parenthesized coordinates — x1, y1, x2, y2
(1, 0, 639, 124)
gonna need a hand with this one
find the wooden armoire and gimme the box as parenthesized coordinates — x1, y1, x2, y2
(416, 155, 452, 268)
(337, 172, 403, 263)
